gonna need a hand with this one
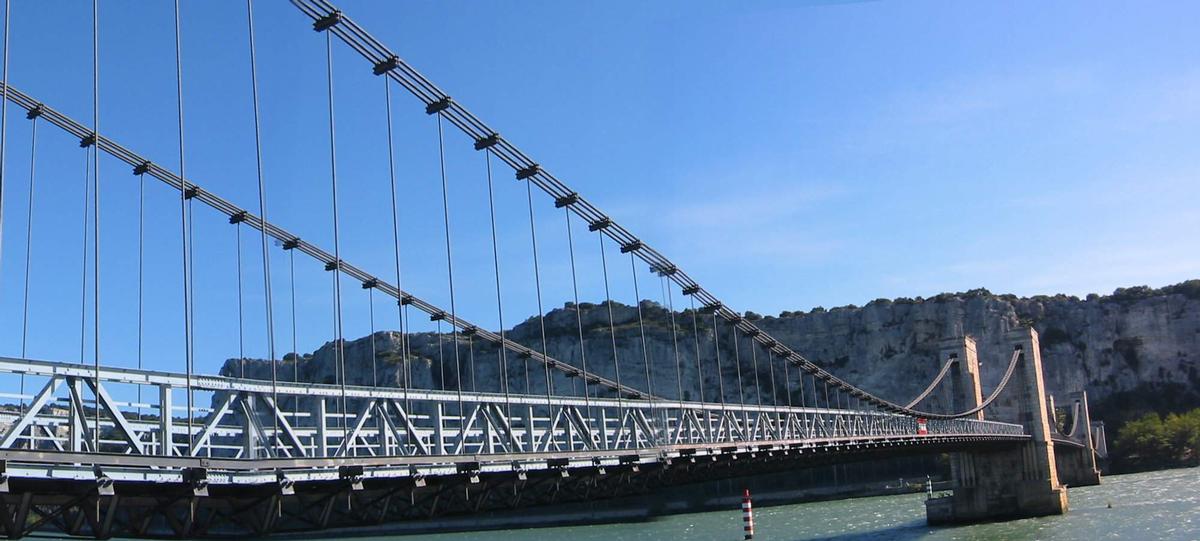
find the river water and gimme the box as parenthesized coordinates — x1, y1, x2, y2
(384, 468, 1199, 540)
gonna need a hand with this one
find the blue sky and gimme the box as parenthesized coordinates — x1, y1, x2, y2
(0, 0, 1196, 377)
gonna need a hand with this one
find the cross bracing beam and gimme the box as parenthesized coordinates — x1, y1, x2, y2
(0, 81, 645, 402)
(288, 0, 983, 420)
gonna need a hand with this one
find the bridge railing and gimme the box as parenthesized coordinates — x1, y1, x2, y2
(0, 356, 1025, 461)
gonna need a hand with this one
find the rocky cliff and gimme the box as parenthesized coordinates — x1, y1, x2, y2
(228, 280, 1200, 429)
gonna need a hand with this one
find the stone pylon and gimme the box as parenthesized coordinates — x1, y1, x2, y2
(926, 327, 1069, 524)
(1054, 390, 1103, 487)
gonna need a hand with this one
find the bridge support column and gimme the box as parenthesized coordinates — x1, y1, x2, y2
(926, 328, 1068, 524)
(1054, 391, 1102, 487)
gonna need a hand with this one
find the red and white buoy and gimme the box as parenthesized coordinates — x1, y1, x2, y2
(742, 488, 754, 540)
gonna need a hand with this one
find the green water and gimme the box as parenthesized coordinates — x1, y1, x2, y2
(384, 468, 1199, 540)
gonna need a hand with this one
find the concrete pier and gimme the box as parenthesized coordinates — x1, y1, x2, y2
(926, 328, 1069, 524)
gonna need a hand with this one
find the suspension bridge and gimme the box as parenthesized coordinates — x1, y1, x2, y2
(0, 1, 1101, 538)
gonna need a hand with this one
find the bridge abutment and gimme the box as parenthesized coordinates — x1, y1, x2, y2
(926, 328, 1068, 524)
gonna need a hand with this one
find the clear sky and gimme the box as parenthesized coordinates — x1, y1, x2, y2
(0, 1, 1196, 377)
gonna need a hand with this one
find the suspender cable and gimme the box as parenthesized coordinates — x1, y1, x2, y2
(383, 76, 409, 410)
(437, 319, 445, 390)
(630, 254, 653, 400)
(235, 223, 245, 377)
(688, 296, 704, 404)
(564, 209, 592, 422)
(765, 341, 777, 406)
(386, 76, 420, 446)
(730, 321, 745, 407)
(465, 338, 475, 393)
(711, 312, 725, 408)
(749, 327, 762, 408)
(91, 0, 101, 452)
(0, 0, 10, 287)
(288, 248, 298, 420)
(433, 113, 466, 429)
(798, 365, 806, 408)
(525, 180, 553, 409)
(323, 30, 349, 442)
(777, 350, 787, 405)
(599, 234, 623, 419)
(172, 0, 195, 448)
(368, 286, 377, 386)
(482, 149, 514, 442)
(663, 276, 683, 406)
(18, 115, 36, 415)
(78, 148, 91, 370)
(136, 170, 143, 417)
(729, 320, 746, 433)
(660, 275, 684, 442)
(245, 0, 279, 445)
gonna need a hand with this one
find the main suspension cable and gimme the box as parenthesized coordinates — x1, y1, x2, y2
(905, 357, 956, 409)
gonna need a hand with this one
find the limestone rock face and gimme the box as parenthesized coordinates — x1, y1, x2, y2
(226, 281, 1200, 419)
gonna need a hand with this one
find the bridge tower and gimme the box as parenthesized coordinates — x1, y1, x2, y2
(926, 327, 1068, 524)
(1053, 390, 1103, 487)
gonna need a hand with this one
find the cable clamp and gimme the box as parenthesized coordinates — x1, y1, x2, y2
(133, 161, 152, 176)
(79, 133, 97, 148)
(373, 55, 399, 75)
(313, 10, 342, 32)
(701, 301, 723, 313)
(474, 133, 500, 151)
(429, 311, 447, 322)
(361, 278, 379, 289)
(282, 238, 301, 250)
(651, 263, 676, 275)
(619, 240, 643, 254)
(681, 285, 701, 296)
(588, 217, 611, 232)
(515, 163, 540, 180)
(324, 260, 340, 272)
(228, 211, 248, 224)
(425, 97, 452, 115)
(399, 294, 414, 306)
(554, 193, 578, 208)
(183, 186, 200, 200)
(26, 104, 43, 120)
